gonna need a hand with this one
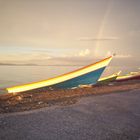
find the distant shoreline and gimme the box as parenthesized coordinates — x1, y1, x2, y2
(0, 63, 85, 66)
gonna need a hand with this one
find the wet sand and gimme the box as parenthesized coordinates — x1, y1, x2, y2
(0, 88, 140, 140)
(0, 80, 140, 113)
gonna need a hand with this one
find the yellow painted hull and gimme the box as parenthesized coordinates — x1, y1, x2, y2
(7, 56, 113, 93)
(98, 71, 121, 84)
(116, 72, 140, 82)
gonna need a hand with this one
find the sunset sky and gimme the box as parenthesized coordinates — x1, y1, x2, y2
(0, 0, 140, 67)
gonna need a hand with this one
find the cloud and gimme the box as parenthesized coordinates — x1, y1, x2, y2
(78, 37, 119, 41)
(115, 54, 132, 58)
(0, 49, 92, 65)
(59, 49, 91, 58)
(105, 51, 132, 58)
(76, 49, 90, 57)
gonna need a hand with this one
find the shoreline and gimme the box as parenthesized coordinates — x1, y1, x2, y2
(0, 80, 140, 114)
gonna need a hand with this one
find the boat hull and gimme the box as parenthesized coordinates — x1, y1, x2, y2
(116, 74, 140, 82)
(50, 67, 105, 89)
(6, 56, 113, 93)
(97, 75, 118, 84)
(97, 71, 121, 84)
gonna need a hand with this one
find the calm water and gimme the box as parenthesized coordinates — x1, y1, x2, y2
(0, 65, 137, 94)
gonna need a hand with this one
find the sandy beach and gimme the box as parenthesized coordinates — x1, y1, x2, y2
(0, 80, 140, 114)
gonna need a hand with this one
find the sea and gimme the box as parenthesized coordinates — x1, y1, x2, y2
(0, 65, 137, 94)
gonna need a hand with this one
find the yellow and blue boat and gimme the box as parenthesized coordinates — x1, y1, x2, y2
(7, 56, 113, 93)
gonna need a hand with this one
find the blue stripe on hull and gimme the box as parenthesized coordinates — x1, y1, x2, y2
(24, 67, 106, 93)
(51, 66, 106, 89)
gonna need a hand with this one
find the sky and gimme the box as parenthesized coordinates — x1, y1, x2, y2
(0, 0, 140, 68)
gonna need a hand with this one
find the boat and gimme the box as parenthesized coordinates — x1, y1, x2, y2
(116, 72, 140, 82)
(97, 71, 121, 84)
(6, 56, 113, 93)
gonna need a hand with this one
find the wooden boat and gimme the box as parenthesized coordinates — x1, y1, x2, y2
(97, 71, 121, 84)
(116, 72, 140, 82)
(6, 56, 113, 93)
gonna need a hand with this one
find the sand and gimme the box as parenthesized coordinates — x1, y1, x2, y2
(0, 80, 140, 114)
